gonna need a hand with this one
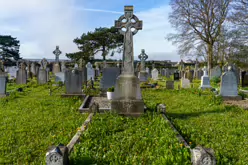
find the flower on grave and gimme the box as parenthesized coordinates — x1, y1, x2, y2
(180, 143, 183, 147)
(77, 127, 81, 131)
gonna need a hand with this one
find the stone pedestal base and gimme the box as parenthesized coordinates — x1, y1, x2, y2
(53, 63, 61, 73)
(138, 71, 148, 82)
(221, 95, 242, 101)
(111, 99, 144, 117)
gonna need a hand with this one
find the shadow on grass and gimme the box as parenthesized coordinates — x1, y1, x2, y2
(166, 106, 236, 120)
(70, 156, 109, 165)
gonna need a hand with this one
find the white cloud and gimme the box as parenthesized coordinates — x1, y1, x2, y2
(0, 0, 88, 59)
(133, 5, 179, 61)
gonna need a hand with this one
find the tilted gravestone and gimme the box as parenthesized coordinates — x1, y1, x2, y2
(138, 49, 148, 82)
(65, 69, 82, 94)
(100, 67, 120, 90)
(200, 66, 212, 90)
(111, 6, 144, 116)
(146, 67, 151, 78)
(38, 58, 48, 85)
(220, 66, 242, 100)
(16, 62, 27, 84)
(30, 62, 37, 76)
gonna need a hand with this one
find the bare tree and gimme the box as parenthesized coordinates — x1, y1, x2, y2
(167, 0, 231, 76)
(230, 0, 248, 27)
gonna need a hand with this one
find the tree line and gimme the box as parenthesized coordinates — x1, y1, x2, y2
(167, 0, 248, 75)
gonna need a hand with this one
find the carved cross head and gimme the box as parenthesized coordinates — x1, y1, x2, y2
(138, 49, 148, 61)
(53, 46, 62, 56)
(115, 6, 143, 35)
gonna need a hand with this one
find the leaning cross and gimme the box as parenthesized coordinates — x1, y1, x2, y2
(53, 46, 62, 63)
(115, 6, 142, 74)
(138, 49, 148, 72)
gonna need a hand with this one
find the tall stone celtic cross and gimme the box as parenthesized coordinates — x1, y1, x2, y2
(115, 6, 142, 74)
(138, 49, 148, 72)
(53, 46, 62, 63)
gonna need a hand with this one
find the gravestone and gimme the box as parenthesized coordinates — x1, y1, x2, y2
(197, 69, 204, 79)
(220, 66, 241, 100)
(38, 58, 48, 85)
(6, 66, 18, 79)
(146, 67, 151, 78)
(86, 62, 95, 81)
(210, 66, 222, 78)
(181, 78, 190, 88)
(200, 66, 212, 90)
(16, 62, 27, 84)
(151, 68, 159, 80)
(0, 60, 7, 97)
(135, 62, 140, 77)
(53, 46, 62, 73)
(193, 60, 199, 79)
(61, 61, 66, 72)
(65, 69, 82, 94)
(166, 81, 174, 89)
(138, 49, 148, 82)
(100, 67, 120, 90)
(111, 5, 144, 116)
(174, 71, 180, 81)
(241, 71, 248, 87)
(165, 68, 170, 78)
(31, 62, 37, 76)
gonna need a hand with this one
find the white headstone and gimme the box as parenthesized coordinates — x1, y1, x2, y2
(181, 78, 191, 88)
(151, 68, 158, 80)
(86, 62, 95, 81)
(200, 66, 212, 90)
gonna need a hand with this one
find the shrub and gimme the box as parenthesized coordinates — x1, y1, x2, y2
(107, 86, 115, 92)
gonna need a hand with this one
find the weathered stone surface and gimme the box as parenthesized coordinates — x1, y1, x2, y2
(191, 146, 216, 165)
(38, 69, 48, 84)
(86, 62, 95, 81)
(0, 73, 7, 96)
(53, 63, 61, 73)
(138, 71, 148, 82)
(16, 62, 27, 84)
(53, 46, 62, 63)
(46, 145, 69, 165)
(166, 81, 174, 89)
(200, 67, 212, 90)
(65, 69, 82, 94)
(157, 104, 166, 113)
(181, 78, 190, 88)
(100, 67, 120, 90)
(151, 68, 158, 80)
(220, 66, 238, 97)
(112, 6, 144, 116)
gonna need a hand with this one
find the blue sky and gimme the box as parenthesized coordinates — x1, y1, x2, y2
(0, 0, 180, 61)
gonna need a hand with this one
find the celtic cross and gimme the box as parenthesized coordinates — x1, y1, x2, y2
(53, 46, 62, 63)
(115, 6, 142, 74)
(138, 49, 148, 72)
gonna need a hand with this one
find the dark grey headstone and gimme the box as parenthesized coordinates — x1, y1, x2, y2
(100, 67, 120, 90)
(220, 67, 238, 96)
(0, 73, 7, 96)
(65, 69, 82, 94)
(174, 72, 180, 81)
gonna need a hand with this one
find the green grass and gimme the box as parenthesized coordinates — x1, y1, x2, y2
(69, 112, 191, 165)
(142, 88, 248, 165)
(0, 82, 87, 164)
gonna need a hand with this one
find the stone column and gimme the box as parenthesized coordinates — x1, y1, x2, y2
(111, 6, 144, 116)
